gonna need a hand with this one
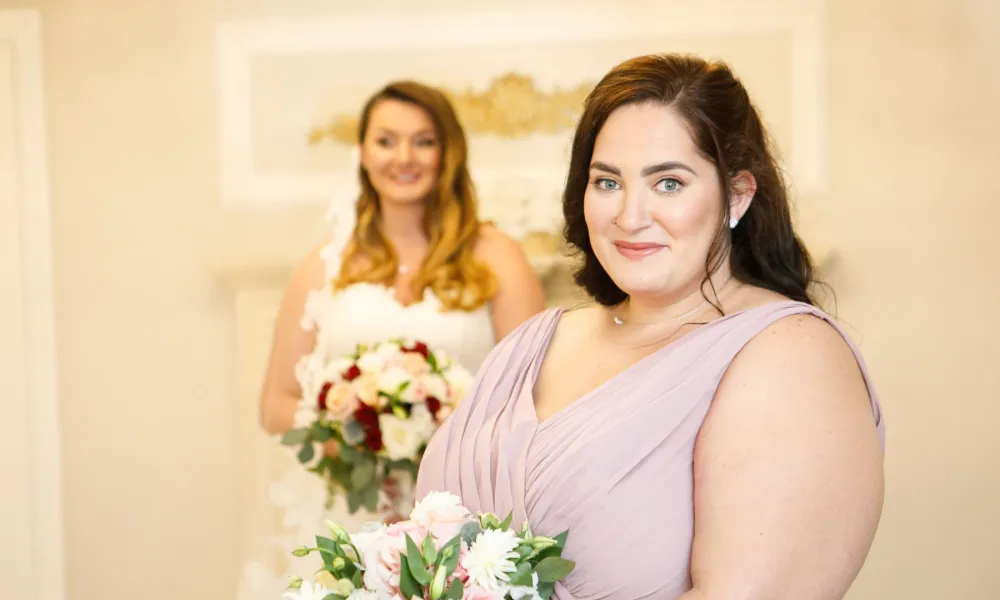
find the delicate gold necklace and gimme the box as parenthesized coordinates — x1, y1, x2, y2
(613, 278, 734, 327)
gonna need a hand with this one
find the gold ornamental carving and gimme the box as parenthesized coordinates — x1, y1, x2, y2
(308, 72, 594, 145)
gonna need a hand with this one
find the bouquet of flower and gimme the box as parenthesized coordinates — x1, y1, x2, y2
(284, 491, 575, 600)
(284, 340, 473, 519)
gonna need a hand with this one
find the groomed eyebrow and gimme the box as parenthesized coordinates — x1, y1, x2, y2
(590, 160, 696, 176)
(371, 127, 437, 138)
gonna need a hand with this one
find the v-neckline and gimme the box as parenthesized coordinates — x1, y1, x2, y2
(525, 301, 799, 429)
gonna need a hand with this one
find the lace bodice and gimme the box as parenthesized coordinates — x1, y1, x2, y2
(299, 236, 496, 377)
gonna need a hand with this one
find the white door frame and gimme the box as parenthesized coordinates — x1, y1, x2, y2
(0, 10, 66, 600)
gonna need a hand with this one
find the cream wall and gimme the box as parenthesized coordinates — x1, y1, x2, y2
(3, 0, 998, 598)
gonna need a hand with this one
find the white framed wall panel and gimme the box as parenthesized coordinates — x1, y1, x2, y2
(218, 1, 829, 210)
(0, 10, 65, 600)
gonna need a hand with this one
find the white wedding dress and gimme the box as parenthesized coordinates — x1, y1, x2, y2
(236, 197, 496, 600)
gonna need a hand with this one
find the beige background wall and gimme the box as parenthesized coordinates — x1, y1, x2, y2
(2, 0, 998, 598)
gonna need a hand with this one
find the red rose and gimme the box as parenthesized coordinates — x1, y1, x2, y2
(342, 364, 361, 381)
(353, 404, 379, 429)
(426, 396, 441, 417)
(364, 428, 383, 452)
(317, 382, 332, 411)
(405, 341, 429, 359)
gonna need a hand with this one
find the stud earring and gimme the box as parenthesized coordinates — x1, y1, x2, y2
(612, 217, 618, 225)
(729, 217, 739, 229)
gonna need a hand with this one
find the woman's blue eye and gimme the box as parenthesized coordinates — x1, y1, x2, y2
(656, 178, 682, 194)
(594, 177, 620, 191)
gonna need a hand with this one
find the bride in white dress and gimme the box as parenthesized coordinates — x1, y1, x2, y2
(239, 80, 545, 599)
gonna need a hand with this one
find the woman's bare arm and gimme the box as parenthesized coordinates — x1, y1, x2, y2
(258, 244, 326, 436)
(681, 314, 884, 600)
(475, 225, 547, 340)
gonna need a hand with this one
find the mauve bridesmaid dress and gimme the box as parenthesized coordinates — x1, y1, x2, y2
(417, 301, 885, 599)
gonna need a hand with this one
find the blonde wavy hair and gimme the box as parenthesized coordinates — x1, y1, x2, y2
(334, 81, 496, 312)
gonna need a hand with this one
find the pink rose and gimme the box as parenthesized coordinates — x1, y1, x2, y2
(463, 585, 504, 600)
(452, 555, 470, 584)
(436, 405, 454, 422)
(361, 520, 429, 596)
(324, 382, 359, 422)
(410, 492, 473, 543)
(352, 373, 382, 408)
(401, 352, 431, 377)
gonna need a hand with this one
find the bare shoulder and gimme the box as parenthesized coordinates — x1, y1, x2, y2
(731, 311, 867, 400)
(689, 311, 884, 598)
(541, 305, 601, 357)
(708, 310, 878, 438)
(473, 222, 528, 265)
(288, 240, 331, 292)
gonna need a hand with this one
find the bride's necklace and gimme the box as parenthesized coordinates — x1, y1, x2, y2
(612, 278, 735, 327)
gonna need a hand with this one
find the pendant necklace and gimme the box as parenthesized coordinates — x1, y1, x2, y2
(613, 278, 735, 327)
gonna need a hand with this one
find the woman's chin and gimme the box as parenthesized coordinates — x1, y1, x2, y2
(380, 185, 434, 206)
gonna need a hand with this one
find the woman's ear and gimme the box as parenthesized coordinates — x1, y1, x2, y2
(728, 170, 757, 226)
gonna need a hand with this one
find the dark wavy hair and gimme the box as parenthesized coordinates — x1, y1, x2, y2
(563, 53, 818, 308)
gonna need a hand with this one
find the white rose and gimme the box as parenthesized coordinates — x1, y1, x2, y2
(419, 373, 449, 403)
(347, 590, 392, 600)
(352, 372, 382, 408)
(350, 523, 395, 596)
(410, 491, 472, 542)
(350, 522, 387, 558)
(443, 365, 475, 404)
(323, 357, 356, 381)
(409, 403, 437, 439)
(356, 351, 385, 374)
(292, 401, 318, 429)
(375, 341, 403, 364)
(378, 414, 425, 461)
(377, 366, 413, 397)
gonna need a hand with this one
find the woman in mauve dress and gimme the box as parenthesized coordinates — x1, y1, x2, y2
(417, 53, 885, 600)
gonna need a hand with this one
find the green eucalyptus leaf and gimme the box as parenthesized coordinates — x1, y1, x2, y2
(509, 561, 533, 587)
(440, 537, 461, 574)
(298, 443, 316, 464)
(316, 536, 337, 568)
(516, 543, 534, 560)
(350, 462, 375, 490)
(281, 428, 310, 446)
(346, 491, 361, 514)
(537, 581, 555, 600)
(312, 426, 334, 443)
(405, 535, 430, 586)
(554, 530, 569, 548)
(422, 533, 438, 565)
(445, 578, 463, 600)
(531, 545, 562, 564)
(535, 556, 575, 584)
(361, 485, 379, 512)
(339, 445, 361, 464)
(398, 556, 422, 600)
(460, 521, 483, 546)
